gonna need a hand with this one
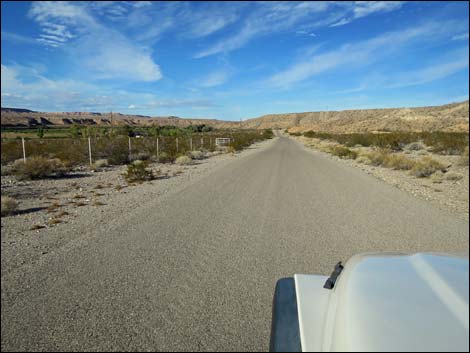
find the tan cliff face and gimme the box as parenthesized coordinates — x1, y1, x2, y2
(1, 100, 469, 132)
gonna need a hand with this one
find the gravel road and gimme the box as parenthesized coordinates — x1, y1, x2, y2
(2, 136, 468, 351)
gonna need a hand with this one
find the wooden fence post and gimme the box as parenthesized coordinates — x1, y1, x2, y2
(88, 137, 92, 166)
(176, 137, 179, 153)
(156, 137, 159, 158)
(128, 136, 132, 158)
(22, 137, 26, 162)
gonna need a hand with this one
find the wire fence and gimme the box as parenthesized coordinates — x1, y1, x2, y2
(1, 130, 272, 165)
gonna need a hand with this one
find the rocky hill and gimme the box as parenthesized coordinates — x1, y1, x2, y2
(0, 109, 239, 129)
(241, 100, 469, 133)
(2, 100, 468, 132)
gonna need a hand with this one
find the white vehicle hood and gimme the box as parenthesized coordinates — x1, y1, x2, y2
(295, 253, 469, 352)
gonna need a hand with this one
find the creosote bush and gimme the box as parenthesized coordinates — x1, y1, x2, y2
(124, 160, 153, 183)
(1, 196, 18, 216)
(189, 150, 204, 160)
(411, 157, 446, 178)
(330, 145, 357, 159)
(458, 147, 469, 166)
(91, 159, 109, 171)
(382, 154, 416, 170)
(11, 157, 69, 180)
(175, 155, 192, 165)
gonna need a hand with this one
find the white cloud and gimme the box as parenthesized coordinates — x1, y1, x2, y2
(353, 1, 404, 19)
(329, 18, 352, 27)
(197, 69, 232, 88)
(28, 1, 162, 82)
(265, 22, 461, 88)
(128, 104, 136, 109)
(385, 51, 469, 88)
(452, 33, 469, 41)
(1, 31, 38, 45)
(195, 1, 406, 58)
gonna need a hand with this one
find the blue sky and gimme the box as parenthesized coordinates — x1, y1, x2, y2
(1, 1, 469, 121)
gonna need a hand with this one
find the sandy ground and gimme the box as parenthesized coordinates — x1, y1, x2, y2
(294, 135, 469, 218)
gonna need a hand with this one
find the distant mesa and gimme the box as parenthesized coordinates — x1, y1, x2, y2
(1, 100, 468, 132)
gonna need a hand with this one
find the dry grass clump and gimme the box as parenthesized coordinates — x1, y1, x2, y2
(124, 160, 153, 183)
(364, 150, 389, 166)
(382, 154, 416, 170)
(189, 150, 205, 160)
(11, 157, 69, 180)
(30, 224, 46, 230)
(444, 172, 464, 181)
(356, 155, 372, 165)
(329, 145, 357, 159)
(430, 171, 444, 183)
(47, 218, 62, 226)
(46, 203, 62, 213)
(175, 155, 193, 165)
(411, 157, 446, 178)
(56, 210, 69, 217)
(1, 196, 18, 216)
(91, 159, 109, 170)
(226, 146, 236, 154)
(458, 147, 469, 166)
(404, 141, 426, 151)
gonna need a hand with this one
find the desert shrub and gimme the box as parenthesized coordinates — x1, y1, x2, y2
(1, 196, 18, 216)
(226, 146, 236, 154)
(444, 172, 464, 181)
(155, 152, 173, 163)
(365, 150, 389, 166)
(356, 155, 372, 165)
(130, 151, 151, 161)
(382, 154, 416, 170)
(189, 150, 205, 160)
(330, 145, 357, 159)
(124, 160, 153, 182)
(262, 129, 274, 139)
(431, 171, 444, 183)
(175, 155, 192, 165)
(458, 147, 469, 166)
(405, 141, 426, 151)
(411, 157, 446, 178)
(11, 157, 69, 180)
(289, 132, 302, 136)
(91, 159, 109, 170)
(303, 130, 316, 138)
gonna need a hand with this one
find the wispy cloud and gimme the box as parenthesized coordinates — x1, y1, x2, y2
(265, 21, 465, 88)
(195, 1, 406, 58)
(353, 1, 404, 19)
(131, 2, 241, 43)
(329, 18, 352, 27)
(197, 69, 232, 88)
(452, 32, 469, 41)
(385, 50, 469, 88)
(1, 31, 38, 45)
(28, 1, 162, 82)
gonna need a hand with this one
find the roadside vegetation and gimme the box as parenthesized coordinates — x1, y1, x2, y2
(124, 160, 154, 183)
(1, 196, 18, 216)
(296, 130, 468, 179)
(294, 130, 468, 155)
(1, 126, 274, 171)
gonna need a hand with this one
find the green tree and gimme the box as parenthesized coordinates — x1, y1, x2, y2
(70, 124, 81, 138)
(36, 127, 44, 138)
